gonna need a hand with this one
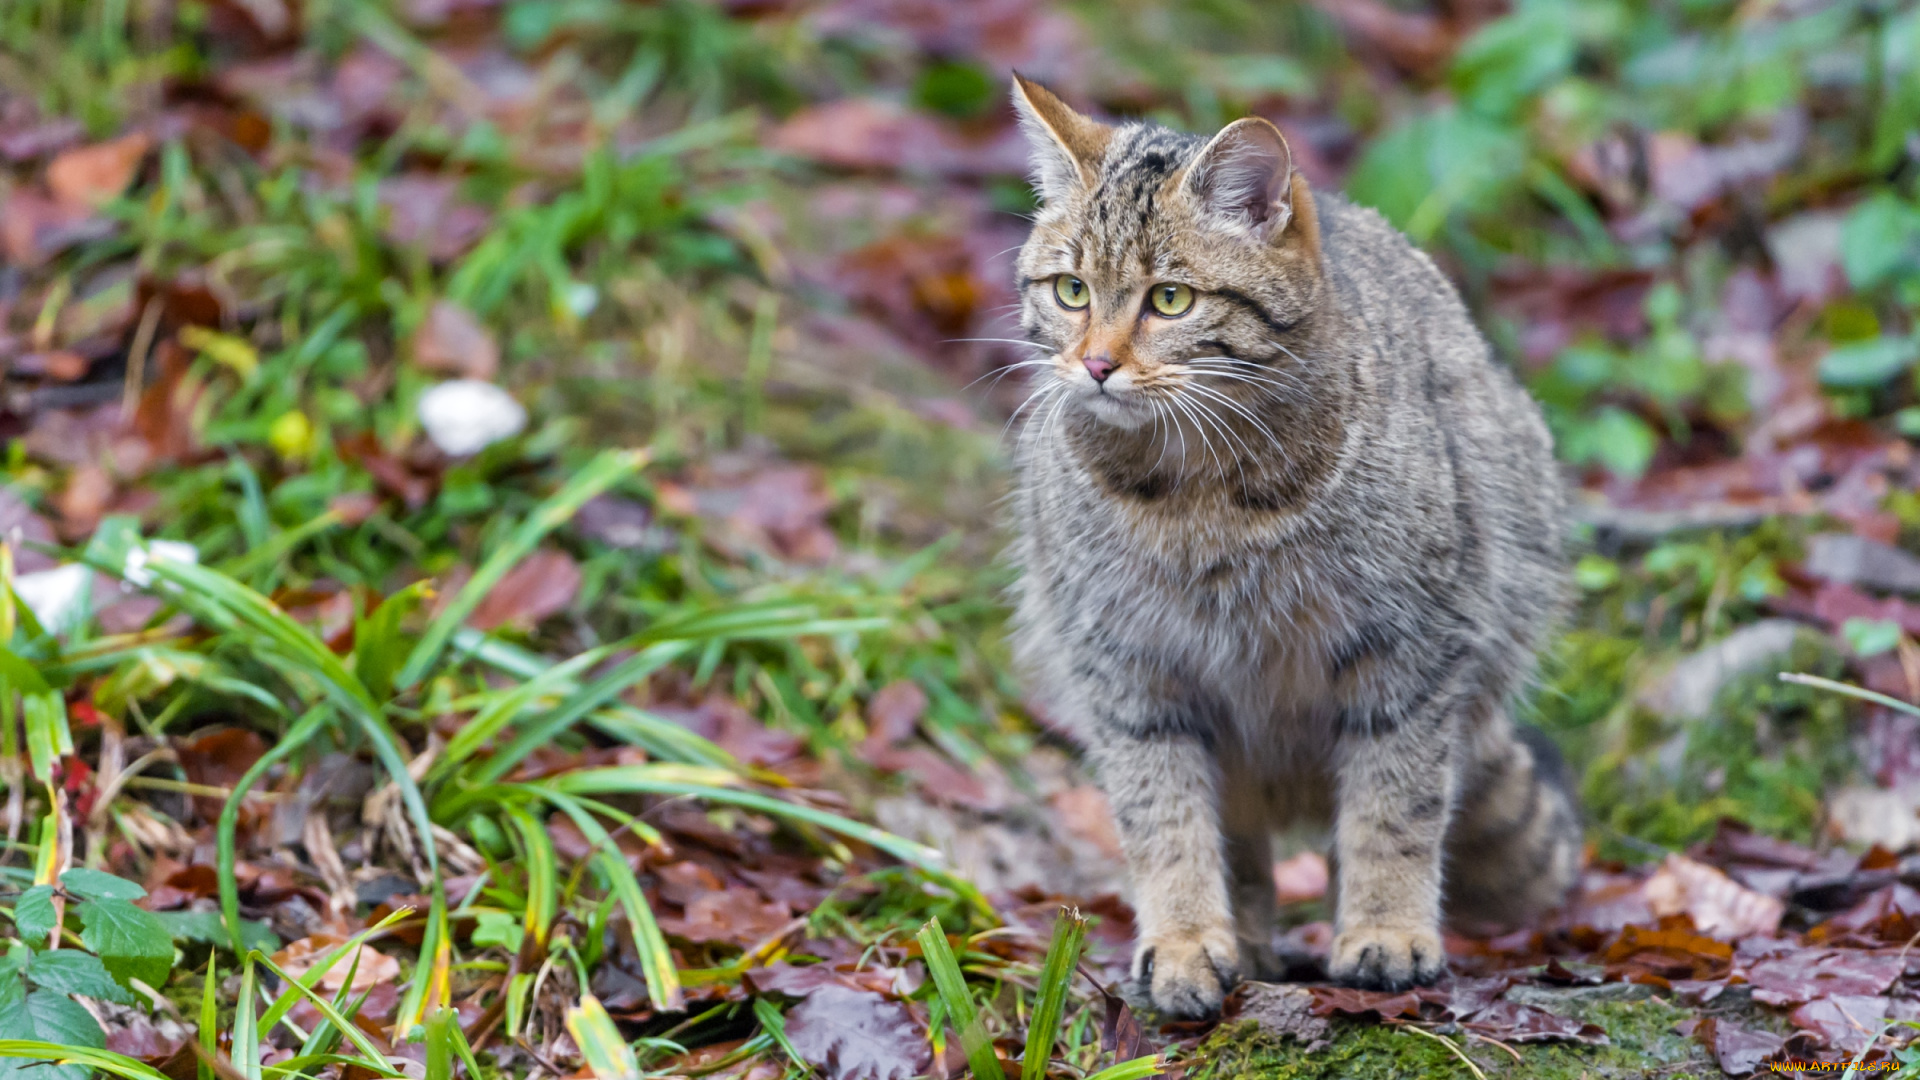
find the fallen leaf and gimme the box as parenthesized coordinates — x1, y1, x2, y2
(782, 983, 930, 1080)
(574, 495, 668, 551)
(658, 886, 792, 947)
(272, 935, 400, 992)
(411, 301, 499, 380)
(467, 548, 579, 631)
(1050, 786, 1122, 860)
(0, 187, 108, 266)
(1745, 948, 1904, 1006)
(653, 696, 803, 767)
(1643, 854, 1785, 939)
(47, 134, 153, 209)
(1694, 1017, 1786, 1077)
(1789, 995, 1920, 1056)
(865, 681, 926, 745)
(176, 727, 268, 821)
(1461, 1000, 1609, 1045)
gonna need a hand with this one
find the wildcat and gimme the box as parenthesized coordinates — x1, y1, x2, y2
(1003, 75, 1583, 1019)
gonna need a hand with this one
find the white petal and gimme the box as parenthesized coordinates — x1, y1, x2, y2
(124, 539, 200, 588)
(13, 564, 92, 634)
(418, 380, 528, 457)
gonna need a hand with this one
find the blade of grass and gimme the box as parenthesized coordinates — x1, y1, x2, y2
(197, 958, 218, 1080)
(134, 556, 443, 880)
(469, 640, 696, 784)
(506, 806, 557, 949)
(750, 998, 804, 1072)
(567, 994, 642, 1080)
(394, 448, 646, 690)
(539, 767, 989, 914)
(917, 918, 1005, 1080)
(249, 951, 407, 1076)
(1082, 1057, 1163, 1080)
(1779, 672, 1920, 719)
(0, 1043, 175, 1080)
(1022, 908, 1087, 1080)
(232, 958, 260, 1080)
(536, 789, 683, 1011)
(219, 704, 330, 954)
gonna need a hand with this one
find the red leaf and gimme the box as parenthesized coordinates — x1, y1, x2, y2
(410, 300, 499, 380)
(1745, 948, 1904, 1006)
(46, 134, 152, 209)
(865, 681, 926, 745)
(467, 549, 580, 631)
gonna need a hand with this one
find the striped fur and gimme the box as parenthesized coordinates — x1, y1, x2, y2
(1004, 77, 1582, 1018)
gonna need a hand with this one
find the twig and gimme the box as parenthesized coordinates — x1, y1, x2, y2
(1464, 1030, 1523, 1066)
(1397, 1024, 1488, 1080)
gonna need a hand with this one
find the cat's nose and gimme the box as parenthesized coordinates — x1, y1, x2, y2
(1083, 354, 1116, 382)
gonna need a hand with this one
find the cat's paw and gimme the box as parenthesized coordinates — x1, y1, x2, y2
(1134, 929, 1240, 1019)
(1328, 924, 1446, 991)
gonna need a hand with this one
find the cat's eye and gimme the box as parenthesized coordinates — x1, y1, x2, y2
(1054, 275, 1090, 310)
(1149, 282, 1194, 317)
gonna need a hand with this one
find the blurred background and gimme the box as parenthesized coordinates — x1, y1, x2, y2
(3, 0, 1920, 1075)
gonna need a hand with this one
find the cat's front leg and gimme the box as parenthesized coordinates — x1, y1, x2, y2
(1088, 728, 1239, 1019)
(1328, 711, 1457, 991)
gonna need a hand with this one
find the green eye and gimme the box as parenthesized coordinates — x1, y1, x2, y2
(1054, 275, 1090, 309)
(1150, 282, 1194, 317)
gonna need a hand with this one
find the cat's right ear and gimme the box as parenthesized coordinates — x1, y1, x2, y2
(1011, 74, 1110, 204)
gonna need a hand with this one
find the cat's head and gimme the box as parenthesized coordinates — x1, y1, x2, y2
(1011, 75, 1324, 432)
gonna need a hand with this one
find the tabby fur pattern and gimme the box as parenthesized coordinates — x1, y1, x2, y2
(1004, 75, 1583, 1018)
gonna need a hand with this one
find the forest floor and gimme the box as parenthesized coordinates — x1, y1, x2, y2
(3, 0, 1920, 1077)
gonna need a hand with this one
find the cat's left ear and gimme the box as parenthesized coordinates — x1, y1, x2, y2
(1011, 74, 1111, 204)
(1183, 117, 1305, 246)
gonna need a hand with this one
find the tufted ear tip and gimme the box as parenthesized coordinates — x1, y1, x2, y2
(1009, 74, 1111, 204)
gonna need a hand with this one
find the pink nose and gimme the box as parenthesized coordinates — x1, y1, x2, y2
(1083, 354, 1116, 382)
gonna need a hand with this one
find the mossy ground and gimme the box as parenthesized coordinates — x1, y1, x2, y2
(1189, 993, 1719, 1079)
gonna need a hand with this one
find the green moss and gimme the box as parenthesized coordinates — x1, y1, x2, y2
(1188, 998, 1716, 1079)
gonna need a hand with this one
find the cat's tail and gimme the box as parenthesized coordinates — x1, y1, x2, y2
(1442, 719, 1584, 929)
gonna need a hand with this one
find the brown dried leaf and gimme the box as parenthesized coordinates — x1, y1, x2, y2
(864, 681, 926, 745)
(410, 301, 498, 380)
(1745, 948, 1904, 1007)
(782, 984, 930, 1080)
(467, 549, 580, 631)
(1643, 853, 1785, 939)
(46, 134, 153, 209)
(658, 886, 792, 947)
(272, 935, 400, 992)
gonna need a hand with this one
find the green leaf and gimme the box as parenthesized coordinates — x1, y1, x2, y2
(26, 952, 134, 1006)
(0, 979, 103, 1080)
(1841, 618, 1903, 659)
(1840, 192, 1920, 290)
(915, 919, 1004, 1080)
(1818, 336, 1919, 388)
(12, 889, 56, 947)
(1346, 108, 1527, 240)
(58, 869, 145, 903)
(150, 911, 279, 954)
(75, 900, 173, 991)
(469, 911, 522, 953)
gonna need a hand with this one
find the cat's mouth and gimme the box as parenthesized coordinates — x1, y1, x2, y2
(1077, 381, 1155, 430)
